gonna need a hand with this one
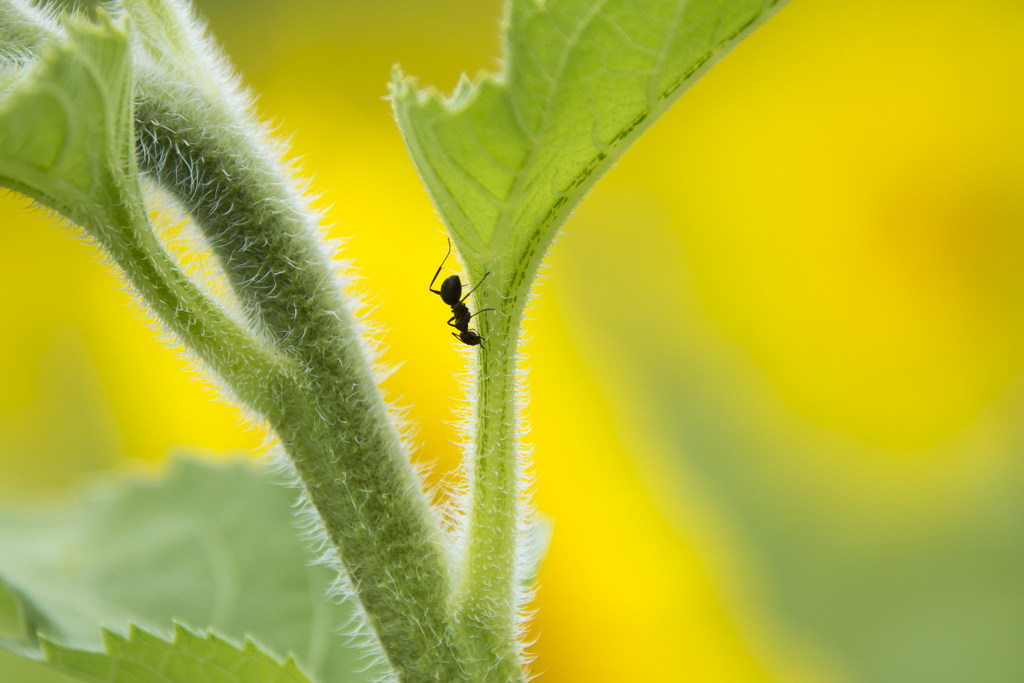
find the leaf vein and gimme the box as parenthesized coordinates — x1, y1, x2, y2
(494, 0, 614, 249)
(648, 0, 693, 109)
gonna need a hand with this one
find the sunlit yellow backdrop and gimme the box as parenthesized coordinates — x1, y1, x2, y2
(2, 0, 1023, 681)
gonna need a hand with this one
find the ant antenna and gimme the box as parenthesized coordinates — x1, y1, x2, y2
(429, 239, 452, 293)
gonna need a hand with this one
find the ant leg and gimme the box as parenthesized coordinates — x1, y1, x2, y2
(429, 239, 452, 294)
(447, 316, 460, 329)
(468, 308, 494, 320)
(460, 271, 491, 303)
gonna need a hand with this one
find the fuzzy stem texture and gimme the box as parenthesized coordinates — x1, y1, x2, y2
(450, 268, 526, 683)
(132, 88, 472, 682)
(92, 187, 294, 423)
(110, 0, 485, 674)
(1, 2, 534, 680)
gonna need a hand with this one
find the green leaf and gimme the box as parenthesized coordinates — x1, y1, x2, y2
(565, 226, 1024, 683)
(0, 573, 57, 655)
(0, 561, 99, 682)
(0, 577, 25, 641)
(391, 0, 789, 284)
(0, 458, 387, 683)
(0, 648, 81, 683)
(42, 623, 312, 683)
(0, 12, 134, 229)
(392, 6, 790, 668)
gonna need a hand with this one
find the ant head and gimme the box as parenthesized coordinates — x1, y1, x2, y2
(439, 275, 462, 305)
(459, 329, 483, 346)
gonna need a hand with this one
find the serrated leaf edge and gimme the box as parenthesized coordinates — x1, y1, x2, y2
(39, 620, 312, 683)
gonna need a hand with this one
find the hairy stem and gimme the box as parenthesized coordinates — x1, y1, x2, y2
(89, 178, 293, 423)
(451, 268, 526, 683)
(1, 2, 534, 679)
(133, 88, 470, 683)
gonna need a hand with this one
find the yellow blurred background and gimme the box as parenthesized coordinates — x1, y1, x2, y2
(2, 0, 1024, 681)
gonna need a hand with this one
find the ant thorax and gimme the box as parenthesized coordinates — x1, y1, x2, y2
(450, 303, 472, 327)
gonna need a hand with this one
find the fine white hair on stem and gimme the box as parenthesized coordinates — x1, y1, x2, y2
(114, 2, 469, 678)
(267, 448, 398, 683)
(0, 1, 563, 679)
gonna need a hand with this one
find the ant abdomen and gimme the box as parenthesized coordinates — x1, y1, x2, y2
(458, 329, 483, 346)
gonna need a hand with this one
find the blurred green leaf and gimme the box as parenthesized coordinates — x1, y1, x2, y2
(0, 649, 80, 683)
(0, 13, 134, 229)
(566, 225, 1024, 683)
(0, 573, 55, 654)
(0, 458, 385, 683)
(41, 623, 313, 683)
(0, 577, 24, 640)
(391, 0, 788, 278)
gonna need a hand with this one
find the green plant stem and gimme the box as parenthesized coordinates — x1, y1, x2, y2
(0, 0, 58, 58)
(132, 91, 471, 683)
(0, 8, 290, 424)
(1, 2, 534, 678)
(450, 268, 526, 682)
(92, 191, 294, 422)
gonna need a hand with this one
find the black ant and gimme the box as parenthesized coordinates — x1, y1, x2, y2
(429, 240, 492, 346)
